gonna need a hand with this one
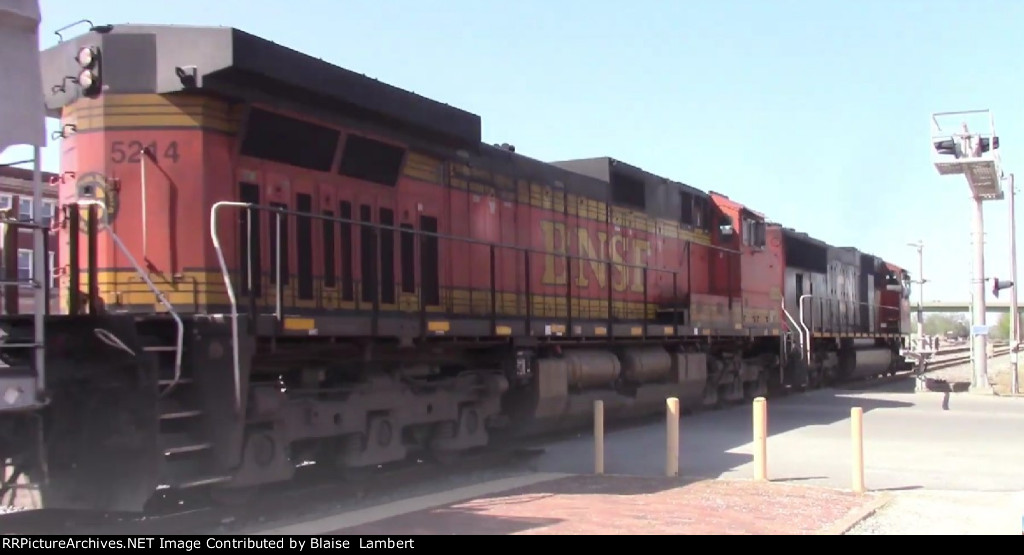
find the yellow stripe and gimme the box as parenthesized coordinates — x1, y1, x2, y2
(63, 93, 240, 133)
(65, 271, 905, 339)
(427, 320, 450, 333)
(402, 152, 443, 184)
(283, 317, 315, 331)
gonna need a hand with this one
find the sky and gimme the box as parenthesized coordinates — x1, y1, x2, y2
(3, 0, 1024, 308)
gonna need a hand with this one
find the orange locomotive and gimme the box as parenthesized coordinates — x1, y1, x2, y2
(0, 24, 911, 512)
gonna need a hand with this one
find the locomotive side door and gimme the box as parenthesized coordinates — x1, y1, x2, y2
(392, 154, 445, 316)
(467, 182, 499, 319)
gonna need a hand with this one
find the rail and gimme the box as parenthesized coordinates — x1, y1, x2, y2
(779, 298, 802, 383)
(76, 200, 185, 398)
(795, 295, 904, 335)
(210, 201, 246, 414)
(798, 294, 812, 364)
(208, 201, 743, 354)
(790, 294, 906, 366)
(210, 202, 912, 403)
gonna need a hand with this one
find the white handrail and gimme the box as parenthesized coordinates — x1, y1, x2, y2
(77, 200, 184, 396)
(779, 298, 802, 384)
(210, 200, 249, 414)
(798, 294, 813, 365)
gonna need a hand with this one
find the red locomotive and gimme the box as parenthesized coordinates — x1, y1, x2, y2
(0, 24, 912, 512)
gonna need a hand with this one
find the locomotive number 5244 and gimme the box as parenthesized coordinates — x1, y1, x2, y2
(110, 140, 180, 164)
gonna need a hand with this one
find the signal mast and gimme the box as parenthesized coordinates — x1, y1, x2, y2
(930, 110, 1005, 394)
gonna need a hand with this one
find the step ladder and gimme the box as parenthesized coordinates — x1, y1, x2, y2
(71, 200, 225, 489)
(142, 329, 231, 490)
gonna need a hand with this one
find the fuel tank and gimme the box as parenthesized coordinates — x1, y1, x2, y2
(619, 347, 672, 384)
(842, 347, 894, 379)
(563, 350, 621, 389)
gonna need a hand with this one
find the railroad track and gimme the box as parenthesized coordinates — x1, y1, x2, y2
(0, 445, 547, 535)
(926, 346, 1010, 371)
(931, 341, 1008, 358)
(834, 345, 1011, 392)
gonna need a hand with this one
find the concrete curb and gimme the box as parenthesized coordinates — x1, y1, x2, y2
(819, 493, 893, 535)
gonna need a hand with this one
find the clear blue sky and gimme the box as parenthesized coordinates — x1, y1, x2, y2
(4, 0, 1024, 306)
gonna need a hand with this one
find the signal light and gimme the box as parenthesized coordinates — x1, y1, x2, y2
(933, 139, 957, 156)
(933, 137, 1000, 157)
(992, 277, 1014, 298)
(74, 46, 101, 98)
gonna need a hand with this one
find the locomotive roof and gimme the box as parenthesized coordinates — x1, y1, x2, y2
(779, 226, 830, 248)
(549, 156, 709, 198)
(38, 24, 482, 147)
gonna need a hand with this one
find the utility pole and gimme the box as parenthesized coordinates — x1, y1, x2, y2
(907, 241, 926, 350)
(1010, 173, 1019, 394)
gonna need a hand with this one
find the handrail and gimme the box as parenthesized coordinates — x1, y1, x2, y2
(214, 202, 743, 267)
(77, 200, 185, 398)
(779, 298, 802, 345)
(798, 294, 813, 364)
(779, 298, 802, 383)
(210, 201, 247, 414)
(209, 200, 913, 409)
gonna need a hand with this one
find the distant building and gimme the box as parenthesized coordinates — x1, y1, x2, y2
(0, 166, 59, 313)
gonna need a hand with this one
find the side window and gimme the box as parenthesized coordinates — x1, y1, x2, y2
(740, 217, 766, 248)
(43, 200, 56, 227)
(679, 192, 693, 226)
(693, 198, 707, 230)
(18, 198, 32, 222)
(17, 249, 31, 281)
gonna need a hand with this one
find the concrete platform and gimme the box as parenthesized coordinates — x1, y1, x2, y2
(531, 378, 1024, 493)
(259, 474, 888, 535)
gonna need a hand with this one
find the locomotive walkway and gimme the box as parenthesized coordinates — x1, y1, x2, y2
(253, 366, 1024, 535)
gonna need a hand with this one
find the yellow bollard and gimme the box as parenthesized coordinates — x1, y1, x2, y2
(666, 397, 679, 477)
(851, 407, 865, 493)
(753, 397, 767, 481)
(594, 400, 604, 475)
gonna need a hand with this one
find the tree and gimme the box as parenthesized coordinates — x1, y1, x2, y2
(921, 313, 969, 338)
(992, 312, 1023, 341)
(992, 313, 1010, 340)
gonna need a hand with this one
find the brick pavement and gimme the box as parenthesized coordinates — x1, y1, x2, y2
(331, 474, 888, 535)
